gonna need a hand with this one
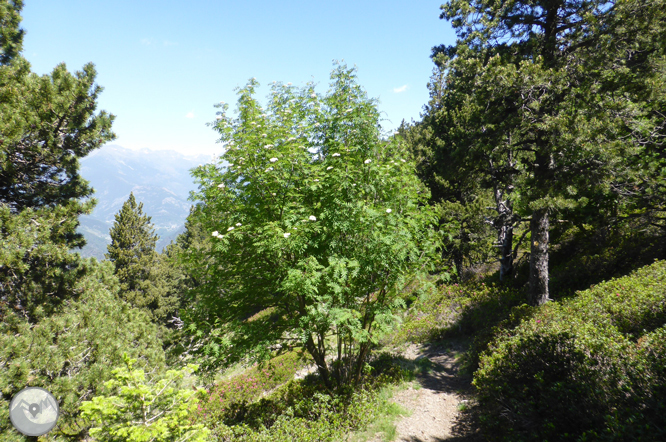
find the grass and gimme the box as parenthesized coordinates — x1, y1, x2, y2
(348, 383, 412, 442)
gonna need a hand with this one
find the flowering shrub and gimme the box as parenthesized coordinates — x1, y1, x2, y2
(180, 61, 452, 388)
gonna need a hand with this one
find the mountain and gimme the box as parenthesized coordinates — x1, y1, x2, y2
(74, 144, 216, 260)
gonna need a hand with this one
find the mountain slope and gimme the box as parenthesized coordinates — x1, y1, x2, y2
(75, 144, 216, 259)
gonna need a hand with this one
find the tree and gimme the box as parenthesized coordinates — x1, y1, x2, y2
(398, 118, 498, 283)
(0, 0, 24, 65)
(594, 0, 666, 238)
(106, 193, 180, 325)
(0, 259, 167, 441)
(0, 0, 115, 321)
(179, 63, 451, 389)
(429, 0, 661, 305)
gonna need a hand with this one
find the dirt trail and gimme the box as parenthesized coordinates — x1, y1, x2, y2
(369, 339, 483, 442)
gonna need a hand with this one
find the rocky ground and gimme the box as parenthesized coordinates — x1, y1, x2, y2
(368, 338, 484, 442)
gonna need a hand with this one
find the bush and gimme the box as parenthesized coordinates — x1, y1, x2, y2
(79, 354, 211, 442)
(0, 259, 167, 441)
(187, 352, 408, 441)
(473, 259, 666, 441)
(389, 279, 525, 347)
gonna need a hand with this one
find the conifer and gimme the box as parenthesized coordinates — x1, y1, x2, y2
(106, 193, 181, 325)
(0, 0, 115, 321)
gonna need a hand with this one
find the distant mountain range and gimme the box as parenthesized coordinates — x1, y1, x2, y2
(75, 144, 217, 260)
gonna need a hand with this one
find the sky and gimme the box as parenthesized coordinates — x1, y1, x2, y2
(21, 0, 457, 157)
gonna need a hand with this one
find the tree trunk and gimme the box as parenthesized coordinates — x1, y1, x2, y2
(499, 223, 514, 282)
(528, 208, 550, 306)
(306, 336, 332, 389)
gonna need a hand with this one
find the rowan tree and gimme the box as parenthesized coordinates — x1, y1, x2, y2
(179, 63, 451, 388)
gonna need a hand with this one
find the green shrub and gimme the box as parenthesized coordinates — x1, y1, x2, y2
(0, 259, 167, 441)
(79, 354, 211, 442)
(580, 326, 666, 442)
(473, 259, 666, 441)
(389, 279, 524, 349)
(187, 353, 408, 441)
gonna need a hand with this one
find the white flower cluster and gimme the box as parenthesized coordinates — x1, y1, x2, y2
(309, 216, 317, 221)
(364, 159, 371, 164)
(284, 232, 291, 238)
(386, 209, 392, 213)
(270, 158, 278, 163)
(265, 167, 274, 172)
(227, 227, 234, 231)
(327, 166, 333, 170)
(217, 183, 225, 188)
(236, 223, 242, 226)
(264, 144, 274, 149)
(332, 153, 340, 157)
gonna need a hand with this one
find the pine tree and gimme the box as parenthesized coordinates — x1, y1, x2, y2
(417, 0, 666, 305)
(106, 192, 157, 307)
(106, 193, 180, 325)
(0, 0, 115, 322)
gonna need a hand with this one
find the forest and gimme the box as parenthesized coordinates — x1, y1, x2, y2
(1, 0, 665, 440)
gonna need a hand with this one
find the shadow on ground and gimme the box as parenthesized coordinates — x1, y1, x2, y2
(381, 337, 486, 441)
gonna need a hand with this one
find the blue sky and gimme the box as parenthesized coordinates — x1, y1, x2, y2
(21, 0, 457, 156)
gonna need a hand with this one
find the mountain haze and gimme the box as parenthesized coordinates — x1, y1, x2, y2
(76, 144, 217, 259)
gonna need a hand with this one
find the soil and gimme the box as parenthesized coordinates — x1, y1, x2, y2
(367, 338, 485, 442)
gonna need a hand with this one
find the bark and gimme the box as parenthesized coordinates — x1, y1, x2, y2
(528, 207, 550, 306)
(499, 222, 514, 282)
(305, 335, 331, 389)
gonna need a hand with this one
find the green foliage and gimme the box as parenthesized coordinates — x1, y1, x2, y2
(390, 280, 525, 348)
(0, 259, 167, 441)
(187, 354, 409, 442)
(180, 62, 452, 388)
(106, 193, 180, 325)
(0, 54, 115, 213)
(0, 0, 24, 65)
(0, 203, 90, 322)
(472, 259, 666, 441)
(79, 354, 210, 442)
(193, 351, 307, 415)
(0, 0, 115, 321)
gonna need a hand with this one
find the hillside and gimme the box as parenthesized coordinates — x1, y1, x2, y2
(75, 144, 217, 259)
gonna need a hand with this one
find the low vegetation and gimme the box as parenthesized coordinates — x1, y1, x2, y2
(1, 0, 665, 440)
